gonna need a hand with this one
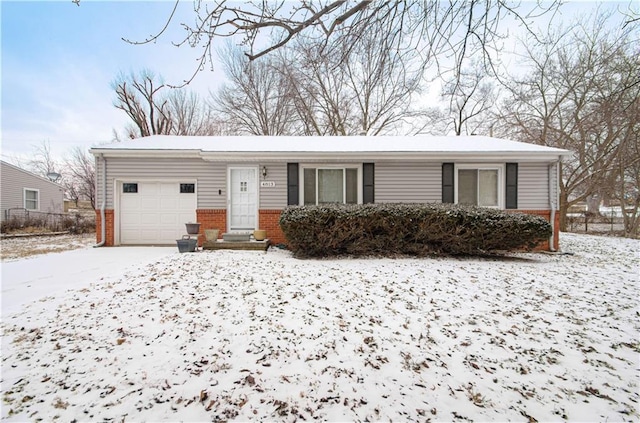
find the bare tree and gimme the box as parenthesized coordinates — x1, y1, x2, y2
(26, 142, 96, 209)
(441, 60, 496, 136)
(169, 90, 220, 135)
(63, 147, 96, 209)
(495, 10, 639, 232)
(113, 69, 221, 138)
(277, 41, 354, 135)
(99, 1, 560, 87)
(112, 69, 173, 138)
(28, 141, 59, 177)
(212, 44, 297, 135)
(266, 16, 424, 136)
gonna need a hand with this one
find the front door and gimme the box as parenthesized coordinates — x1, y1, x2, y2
(229, 167, 258, 231)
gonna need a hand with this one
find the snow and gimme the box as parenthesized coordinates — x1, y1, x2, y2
(92, 135, 571, 155)
(1, 245, 175, 319)
(1, 233, 638, 422)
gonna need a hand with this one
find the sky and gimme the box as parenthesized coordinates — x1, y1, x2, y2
(1, 0, 224, 163)
(0, 1, 635, 165)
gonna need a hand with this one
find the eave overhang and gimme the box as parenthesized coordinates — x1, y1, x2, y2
(89, 148, 571, 163)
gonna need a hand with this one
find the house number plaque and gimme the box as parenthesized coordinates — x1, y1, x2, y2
(260, 181, 276, 188)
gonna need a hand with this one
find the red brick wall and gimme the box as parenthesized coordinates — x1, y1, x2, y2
(196, 209, 227, 246)
(258, 209, 560, 251)
(512, 209, 560, 251)
(95, 207, 559, 251)
(259, 210, 286, 244)
(95, 209, 114, 246)
(195, 209, 286, 245)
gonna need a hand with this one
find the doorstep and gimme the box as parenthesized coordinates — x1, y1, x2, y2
(202, 239, 270, 251)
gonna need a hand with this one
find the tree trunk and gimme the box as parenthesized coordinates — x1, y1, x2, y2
(586, 194, 601, 216)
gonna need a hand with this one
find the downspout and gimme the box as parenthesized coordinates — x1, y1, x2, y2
(548, 158, 560, 252)
(94, 154, 107, 247)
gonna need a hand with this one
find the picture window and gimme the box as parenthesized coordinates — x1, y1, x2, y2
(302, 167, 359, 205)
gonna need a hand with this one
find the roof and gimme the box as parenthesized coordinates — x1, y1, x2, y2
(90, 135, 571, 162)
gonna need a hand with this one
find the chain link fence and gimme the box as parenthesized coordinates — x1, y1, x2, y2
(565, 207, 637, 238)
(1, 208, 95, 234)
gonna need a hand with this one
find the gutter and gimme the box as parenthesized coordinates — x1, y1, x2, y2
(94, 154, 107, 247)
(548, 158, 560, 252)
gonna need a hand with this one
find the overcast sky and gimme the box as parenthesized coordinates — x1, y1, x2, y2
(0, 1, 634, 165)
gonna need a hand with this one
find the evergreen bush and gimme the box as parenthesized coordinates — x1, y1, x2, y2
(279, 203, 552, 257)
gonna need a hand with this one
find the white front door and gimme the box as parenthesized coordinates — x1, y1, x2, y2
(229, 167, 258, 231)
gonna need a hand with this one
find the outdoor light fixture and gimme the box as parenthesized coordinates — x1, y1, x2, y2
(261, 166, 268, 179)
(47, 172, 61, 183)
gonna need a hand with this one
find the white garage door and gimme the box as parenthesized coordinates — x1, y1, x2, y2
(119, 182, 196, 245)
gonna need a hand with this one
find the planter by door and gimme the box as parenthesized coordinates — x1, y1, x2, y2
(204, 229, 219, 241)
(253, 230, 267, 241)
(185, 223, 201, 235)
(177, 235, 197, 253)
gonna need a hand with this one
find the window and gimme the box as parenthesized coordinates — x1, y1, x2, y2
(455, 165, 502, 208)
(24, 189, 39, 210)
(180, 183, 195, 193)
(302, 166, 359, 205)
(123, 183, 138, 193)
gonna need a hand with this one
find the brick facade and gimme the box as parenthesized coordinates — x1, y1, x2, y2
(511, 209, 560, 251)
(195, 209, 286, 245)
(96, 207, 560, 251)
(196, 209, 227, 246)
(259, 210, 286, 245)
(95, 209, 114, 246)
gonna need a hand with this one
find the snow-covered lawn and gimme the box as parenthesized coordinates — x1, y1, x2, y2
(0, 234, 95, 262)
(1, 233, 638, 422)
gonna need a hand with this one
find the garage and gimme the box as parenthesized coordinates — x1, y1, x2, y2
(118, 181, 196, 245)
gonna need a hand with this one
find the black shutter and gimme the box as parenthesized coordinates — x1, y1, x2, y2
(363, 163, 375, 204)
(442, 163, 454, 203)
(505, 163, 518, 209)
(287, 163, 299, 205)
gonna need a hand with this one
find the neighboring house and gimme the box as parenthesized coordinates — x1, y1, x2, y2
(89, 135, 571, 250)
(0, 160, 64, 223)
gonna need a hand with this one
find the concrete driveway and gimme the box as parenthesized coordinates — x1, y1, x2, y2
(1, 246, 175, 318)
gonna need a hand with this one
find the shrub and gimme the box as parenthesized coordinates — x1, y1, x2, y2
(0, 212, 95, 234)
(279, 203, 552, 257)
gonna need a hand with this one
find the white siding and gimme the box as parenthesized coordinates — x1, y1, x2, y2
(0, 161, 64, 222)
(376, 162, 441, 203)
(101, 157, 226, 209)
(518, 163, 550, 210)
(101, 158, 289, 211)
(95, 158, 555, 212)
(258, 163, 287, 209)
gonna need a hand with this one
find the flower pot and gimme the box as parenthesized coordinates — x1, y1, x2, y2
(176, 235, 197, 253)
(185, 222, 201, 235)
(204, 229, 219, 241)
(253, 229, 267, 241)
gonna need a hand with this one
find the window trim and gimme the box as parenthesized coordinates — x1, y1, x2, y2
(454, 164, 505, 209)
(24, 188, 39, 210)
(299, 164, 363, 205)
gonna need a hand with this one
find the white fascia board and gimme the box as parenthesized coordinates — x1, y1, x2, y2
(199, 151, 568, 162)
(89, 149, 203, 159)
(89, 148, 569, 162)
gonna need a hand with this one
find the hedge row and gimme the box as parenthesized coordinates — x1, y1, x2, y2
(279, 203, 552, 257)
